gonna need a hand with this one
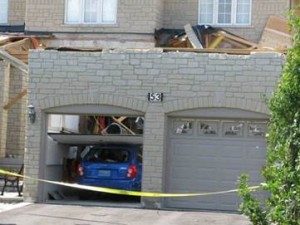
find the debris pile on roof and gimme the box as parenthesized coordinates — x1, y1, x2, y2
(0, 35, 45, 64)
(155, 16, 292, 54)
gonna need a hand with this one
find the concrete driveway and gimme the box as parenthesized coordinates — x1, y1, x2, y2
(0, 203, 251, 225)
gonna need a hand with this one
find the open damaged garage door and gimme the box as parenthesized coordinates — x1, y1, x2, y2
(42, 105, 144, 206)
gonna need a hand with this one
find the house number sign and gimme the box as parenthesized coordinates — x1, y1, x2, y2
(148, 93, 163, 102)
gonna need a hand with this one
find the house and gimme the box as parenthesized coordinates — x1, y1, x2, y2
(0, 0, 296, 211)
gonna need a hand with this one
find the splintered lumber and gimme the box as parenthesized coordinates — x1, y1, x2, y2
(3, 89, 28, 110)
(30, 37, 40, 49)
(0, 36, 11, 46)
(112, 117, 136, 135)
(1, 38, 30, 51)
(0, 50, 28, 74)
(161, 47, 287, 55)
(216, 31, 258, 49)
(184, 24, 203, 49)
(113, 116, 127, 124)
(259, 16, 292, 49)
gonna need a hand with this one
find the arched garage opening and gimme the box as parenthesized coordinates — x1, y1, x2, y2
(41, 104, 144, 206)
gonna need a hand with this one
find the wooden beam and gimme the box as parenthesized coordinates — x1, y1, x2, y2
(0, 37, 11, 46)
(208, 35, 224, 49)
(222, 37, 253, 49)
(2, 38, 29, 51)
(3, 89, 28, 110)
(112, 117, 136, 135)
(113, 116, 127, 124)
(30, 37, 40, 49)
(217, 31, 258, 48)
(0, 50, 28, 74)
(161, 47, 287, 54)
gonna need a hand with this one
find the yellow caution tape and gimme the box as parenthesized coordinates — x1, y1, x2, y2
(0, 169, 261, 198)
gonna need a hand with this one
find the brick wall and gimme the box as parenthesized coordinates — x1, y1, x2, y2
(26, 49, 284, 206)
(8, 0, 26, 25)
(25, 0, 159, 33)
(0, 63, 26, 159)
(163, 0, 289, 42)
(0, 61, 10, 158)
(0, 62, 10, 158)
(154, 0, 164, 29)
(6, 67, 27, 158)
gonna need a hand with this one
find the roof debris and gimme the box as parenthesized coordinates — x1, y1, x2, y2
(155, 16, 291, 54)
(0, 15, 292, 59)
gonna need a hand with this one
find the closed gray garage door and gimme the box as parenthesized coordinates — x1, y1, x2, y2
(165, 118, 267, 211)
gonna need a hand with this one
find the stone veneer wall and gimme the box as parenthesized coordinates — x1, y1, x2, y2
(6, 67, 27, 158)
(8, 0, 26, 25)
(0, 61, 9, 158)
(0, 62, 26, 159)
(25, 49, 284, 206)
(25, 0, 160, 33)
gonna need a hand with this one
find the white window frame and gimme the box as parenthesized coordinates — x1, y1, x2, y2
(0, 0, 8, 24)
(198, 0, 252, 26)
(64, 0, 117, 25)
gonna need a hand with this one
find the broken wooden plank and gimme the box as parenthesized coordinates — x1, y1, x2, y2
(112, 117, 136, 135)
(0, 36, 11, 46)
(0, 50, 29, 74)
(3, 89, 28, 110)
(217, 31, 258, 48)
(2, 38, 30, 51)
(113, 116, 127, 124)
(184, 24, 203, 49)
(6, 48, 29, 62)
(161, 47, 287, 55)
(222, 37, 254, 49)
(30, 37, 40, 49)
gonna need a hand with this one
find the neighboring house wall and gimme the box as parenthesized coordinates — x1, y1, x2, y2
(163, 0, 289, 42)
(0, 61, 10, 158)
(6, 67, 27, 158)
(154, 0, 164, 29)
(25, 0, 160, 33)
(0, 62, 26, 159)
(8, 0, 26, 25)
(25, 49, 284, 204)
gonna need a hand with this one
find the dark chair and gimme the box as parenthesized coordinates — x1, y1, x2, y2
(1, 164, 24, 196)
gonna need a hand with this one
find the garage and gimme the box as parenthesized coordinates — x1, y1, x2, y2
(165, 108, 268, 211)
(40, 104, 144, 205)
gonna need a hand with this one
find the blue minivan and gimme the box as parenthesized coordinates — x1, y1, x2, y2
(76, 143, 142, 191)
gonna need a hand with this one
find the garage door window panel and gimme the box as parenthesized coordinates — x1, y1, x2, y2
(0, 0, 8, 24)
(198, 121, 219, 136)
(223, 121, 244, 137)
(198, 0, 252, 26)
(173, 120, 194, 135)
(248, 122, 267, 137)
(65, 0, 117, 24)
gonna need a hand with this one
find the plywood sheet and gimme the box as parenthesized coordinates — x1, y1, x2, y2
(259, 16, 292, 49)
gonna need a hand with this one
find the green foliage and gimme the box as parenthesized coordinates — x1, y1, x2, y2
(238, 174, 268, 225)
(238, 10, 300, 225)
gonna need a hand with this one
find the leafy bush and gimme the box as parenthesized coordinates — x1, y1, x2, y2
(238, 11, 300, 225)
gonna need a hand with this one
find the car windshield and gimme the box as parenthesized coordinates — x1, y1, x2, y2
(85, 147, 130, 163)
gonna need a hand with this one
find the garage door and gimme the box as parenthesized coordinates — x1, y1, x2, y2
(165, 118, 267, 211)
